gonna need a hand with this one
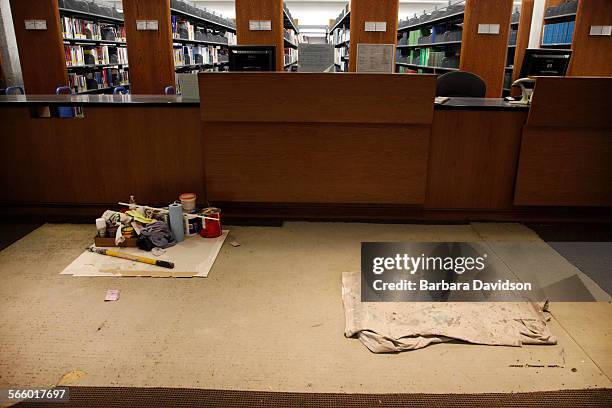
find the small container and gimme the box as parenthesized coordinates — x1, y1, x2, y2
(179, 193, 197, 212)
(200, 207, 222, 238)
(95, 218, 106, 238)
(184, 209, 201, 237)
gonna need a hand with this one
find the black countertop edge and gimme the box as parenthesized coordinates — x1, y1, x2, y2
(435, 97, 530, 111)
(0, 96, 528, 111)
(0, 95, 200, 107)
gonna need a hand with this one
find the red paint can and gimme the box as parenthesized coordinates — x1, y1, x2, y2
(200, 207, 222, 238)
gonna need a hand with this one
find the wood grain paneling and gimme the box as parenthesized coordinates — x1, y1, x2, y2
(8, 0, 68, 94)
(567, 0, 612, 77)
(235, 0, 284, 71)
(348, 0, 399, 72)
(203, 123, 430, 204)
(514, 128, 612, 206)
(515, 77, 612, 207)
(460, 0, 514, 97)
(199, 72, 436, 124)
(426, 110, 527, 209)
(512, 0, 534, 92)
(527, 77, 612, 128)
(0, 107, 204, 205)
(122, 0, 176, 94)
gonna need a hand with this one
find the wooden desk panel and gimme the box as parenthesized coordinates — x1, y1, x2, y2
(0, 107, 204, 205)
(527, 77, 612, 128)
(203, 123, 429, 204)
(514, 128, 612, 207)
(199, 72, 436, 124)
(426, 110, 527, 209)
(515, 77, 612, 207)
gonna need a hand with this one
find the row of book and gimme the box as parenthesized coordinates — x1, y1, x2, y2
(67, 68, 129, 93)
(284, 48, 298, 67)
(542, 21, 574, 45)
(399, 48, 460, 69)
(61, 16, 126, 42)
(65, 44, 128, 67)
(173, 45, 227, 67)
(284, 29, 300, 46)
(399, 28, 462, 46)
(331, 28, 350, 45)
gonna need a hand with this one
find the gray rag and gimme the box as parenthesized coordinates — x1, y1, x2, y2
(140, 221, 177, 249)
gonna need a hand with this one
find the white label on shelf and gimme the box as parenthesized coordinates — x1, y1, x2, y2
(147, 20, 159, 30)
(364, 21, 377, 32)
(376, 22, 387, 32)
(489, 24, 500, 34)
(249, 20, 271, 31)
(478, 24, 500, 35)
(25, 19, 47, 30)
(590, 25, 611, 36)
(136, 20, 148, 30)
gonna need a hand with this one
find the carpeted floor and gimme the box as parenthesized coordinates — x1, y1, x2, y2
(13, 386, 612, 408)
(0, 221, 610, 400)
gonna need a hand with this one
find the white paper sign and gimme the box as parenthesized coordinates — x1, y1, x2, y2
(147, 20, 159, 30)
(136, 20, 147, 30)
(24, 19, 47, 30)
(356, 43, 395, 73)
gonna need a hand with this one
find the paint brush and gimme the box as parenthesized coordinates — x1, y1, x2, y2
(87, 245, 175, 269)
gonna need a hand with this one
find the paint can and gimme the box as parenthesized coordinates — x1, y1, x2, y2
(184, 209, 201, 237)
(200, 207, 222, 238)
(179, 193, 197, 212)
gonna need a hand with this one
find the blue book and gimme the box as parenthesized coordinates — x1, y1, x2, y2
(567, 21, 575, 43)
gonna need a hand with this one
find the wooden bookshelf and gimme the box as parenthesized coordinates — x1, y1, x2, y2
(396, 0, 513, 97)
(170, 1, 236, 74)
(541, 0, 577, 49)
(59, 6, 129, 94)
(396, 2, 465, 75)
(460, 0, 513, 98)
(9, 0, 68, 94)
(328, 5, 350, 72)
(511, 0, 534, 94)
(348, 0, 399, 72)
(567, 0, 612, 76)
(234, 0, 300, 71)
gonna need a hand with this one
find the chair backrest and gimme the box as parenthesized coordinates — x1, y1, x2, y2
(436, 71, 486, 98)
(164, 86, 176, 95)
(113, 86, 128, 95)
(56, 86, 72, 95)
(5, 86, 25, 95)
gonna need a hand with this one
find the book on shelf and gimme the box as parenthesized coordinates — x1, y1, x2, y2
(68, 68, 129, 93)
(61, 16, 126, 43)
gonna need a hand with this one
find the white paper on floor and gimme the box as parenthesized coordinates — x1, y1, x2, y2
(61, 231, 228, 278)
(342, 272, 557, 353)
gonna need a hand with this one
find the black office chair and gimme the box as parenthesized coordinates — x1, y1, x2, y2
(436, 71, 486, 98)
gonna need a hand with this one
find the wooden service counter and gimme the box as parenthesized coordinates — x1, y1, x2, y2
(0, 95, 204, 210)
(0, 75, 610, 222)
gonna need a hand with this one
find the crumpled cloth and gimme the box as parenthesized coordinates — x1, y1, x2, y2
(342, 272, 557, 353)
(140, 221, 177, 249)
